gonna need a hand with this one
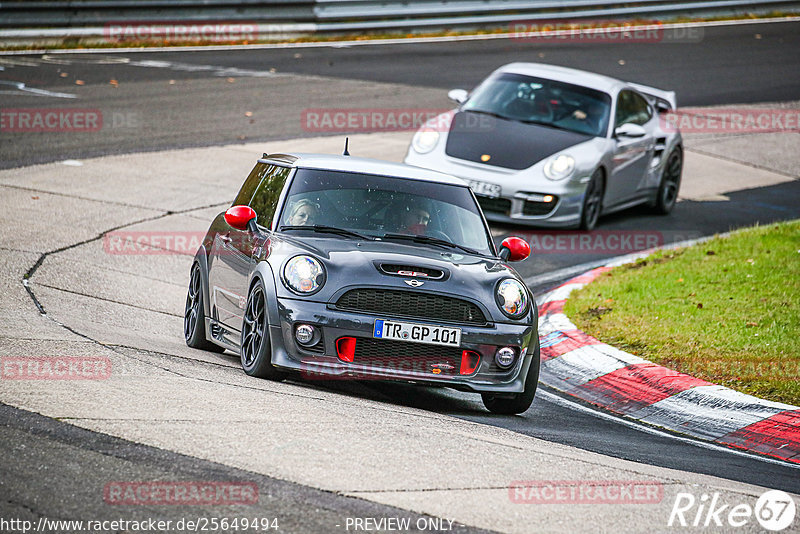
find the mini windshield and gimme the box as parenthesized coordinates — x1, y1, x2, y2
(278, 169, 495, 256)
(463, 73, 612, 137)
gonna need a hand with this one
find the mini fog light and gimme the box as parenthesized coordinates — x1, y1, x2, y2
(295, 324, 316, 346)
(495, 347, 516, 368)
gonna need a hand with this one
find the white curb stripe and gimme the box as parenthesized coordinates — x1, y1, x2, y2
(537, 313, 577, 337)
(629, 385, 793, 441)
(542, 344, 647, 389)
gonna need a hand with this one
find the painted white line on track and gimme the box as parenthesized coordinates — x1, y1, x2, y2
(537, 389, 800, 470)
(0, 80, 76, 98)
(0, 16, 797, 56)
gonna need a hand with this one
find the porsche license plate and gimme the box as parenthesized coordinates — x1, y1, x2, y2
(373, 319, 461, 347)
(467, 180, 501, 198)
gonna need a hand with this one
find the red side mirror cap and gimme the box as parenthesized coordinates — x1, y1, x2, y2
(224, 205, 257, 231)
(499, 237, 530, 262)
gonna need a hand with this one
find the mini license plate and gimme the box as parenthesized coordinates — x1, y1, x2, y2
(373, 319, 461, 347)
(467, 179, 501, 198)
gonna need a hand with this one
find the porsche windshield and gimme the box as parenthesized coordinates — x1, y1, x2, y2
(279, 169, 495, 256)
(463, 73, 612, 137)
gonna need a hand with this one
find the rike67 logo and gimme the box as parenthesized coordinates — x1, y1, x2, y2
(669, 489, 796, 531)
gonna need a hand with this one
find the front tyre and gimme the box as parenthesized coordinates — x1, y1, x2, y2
(653, 148, 682, 215)
(579, 169, 604, 231)
(184, 263, 225, 353)
(481, 339, 540, 415)
(241, 279, 286, 380)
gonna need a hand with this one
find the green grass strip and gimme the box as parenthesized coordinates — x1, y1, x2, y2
(564, 220, 800, 406)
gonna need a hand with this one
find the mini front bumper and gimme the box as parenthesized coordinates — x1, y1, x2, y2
(268, 297, 537, 394)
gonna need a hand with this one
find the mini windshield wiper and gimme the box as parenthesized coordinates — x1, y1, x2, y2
(280, 225, 375, 240)
(381, 233, 481, 256)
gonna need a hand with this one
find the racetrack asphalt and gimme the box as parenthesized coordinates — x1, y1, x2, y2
(1, 19, 799, 532)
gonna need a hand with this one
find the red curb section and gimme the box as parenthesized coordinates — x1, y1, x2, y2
(572, 363, 712, 415)
(718, 410, 800, 462)
(537, 266, 800, 465)
(540, 330, 599, 362)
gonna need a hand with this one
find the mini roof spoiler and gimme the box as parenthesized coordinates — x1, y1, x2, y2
(628, 82, 677, 111)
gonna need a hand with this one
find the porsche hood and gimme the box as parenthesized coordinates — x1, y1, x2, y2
(444, 110, 593, 170)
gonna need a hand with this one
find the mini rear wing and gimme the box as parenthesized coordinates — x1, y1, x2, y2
(628, 82, 677, 111)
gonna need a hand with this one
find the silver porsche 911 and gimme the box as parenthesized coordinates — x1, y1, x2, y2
(404, 62, 683, 230)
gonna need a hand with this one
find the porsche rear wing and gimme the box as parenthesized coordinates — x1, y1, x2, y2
(628, 82, 677, 111)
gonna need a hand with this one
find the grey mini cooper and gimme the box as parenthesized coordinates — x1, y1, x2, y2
(184, 153, 539, 414)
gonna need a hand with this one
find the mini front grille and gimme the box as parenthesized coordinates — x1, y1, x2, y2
(335, 289, 487, 325)
(476, 196, 511, 215)
(352, 338, 464, 376)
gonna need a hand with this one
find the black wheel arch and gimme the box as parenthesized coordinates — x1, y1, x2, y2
(192, 247, 213, 320)
(249, 261, 281, 328)
(593, 165, 608, 210)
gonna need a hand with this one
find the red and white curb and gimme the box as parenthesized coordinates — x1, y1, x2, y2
(536, 266, 800, 465)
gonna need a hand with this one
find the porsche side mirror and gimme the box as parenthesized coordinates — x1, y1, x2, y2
(614, 123, 647, 138)
(448, 89, 468, 105)
(224, 205, 257, 231)
(656, 101, 672, 113)
(499, 237, 530, 262)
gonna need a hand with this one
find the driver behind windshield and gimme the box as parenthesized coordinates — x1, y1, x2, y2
(391, 201, 431, 235)
(286, 199, 319, 226)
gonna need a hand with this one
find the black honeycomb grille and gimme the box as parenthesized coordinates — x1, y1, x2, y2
(352, 338, 464, 376)
(335, 289, 486, 325)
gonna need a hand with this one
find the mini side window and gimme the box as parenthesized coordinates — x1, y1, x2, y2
(233, 162, 269, 206)
(249, 165, 291, 228)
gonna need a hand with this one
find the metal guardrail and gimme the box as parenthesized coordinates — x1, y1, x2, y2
(0, 0, 798, 37)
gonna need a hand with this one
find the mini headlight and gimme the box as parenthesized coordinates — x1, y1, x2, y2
(544, 154, 575, 180)
(283, 255, 325, 295)
(411, 128, 440, 154)
(495, 278, 529, 319)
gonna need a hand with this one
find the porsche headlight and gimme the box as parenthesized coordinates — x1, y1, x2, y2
(495, 278, 529, 319)
(283, 255, 325, 295)
(544, 154, 575, 180)
(411, 128, 440, 154)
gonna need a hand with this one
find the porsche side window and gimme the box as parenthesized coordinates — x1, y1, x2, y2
(630, 91, 653, 124)
(616, 90, 653, 127)
(249, 165, 291, 228)
(233, 162, 269, 206)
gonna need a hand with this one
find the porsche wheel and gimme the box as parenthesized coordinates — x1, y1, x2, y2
(481, 339, 540, 415)
(184, 263, 225, 352)
(654, 148, 682, 215)
(241, 279, 286, 380)
(579, 169, 604, 231)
